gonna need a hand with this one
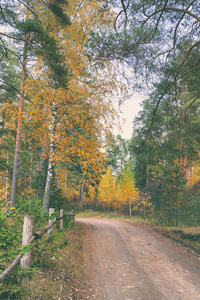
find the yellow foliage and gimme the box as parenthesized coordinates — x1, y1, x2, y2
(98, 167, 116, 207)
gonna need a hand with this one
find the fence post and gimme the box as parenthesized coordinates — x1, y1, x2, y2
(60, 209, 64, 229)
(72, 209, 74, 220)
(48, 208, 55, 236)
(20, 216, 34, 268)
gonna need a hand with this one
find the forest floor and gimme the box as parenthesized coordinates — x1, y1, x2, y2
(76, 217, 200, 300)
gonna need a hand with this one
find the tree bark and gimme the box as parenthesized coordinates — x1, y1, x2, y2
(20, 216, 34, 269)
(41, 158, 53, 212)
(39, 142, 46, 172)
(79, 178, 85, 205)
(64, 164, 67, 196)
(41, 101, 57, 212)
(129, 198, 132, 217)
(10, 31, 28, 208)
(48, 208, 55, 236)
(60, 209, 64, 229)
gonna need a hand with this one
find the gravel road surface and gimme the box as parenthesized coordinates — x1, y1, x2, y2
(76, 218, 200, 300)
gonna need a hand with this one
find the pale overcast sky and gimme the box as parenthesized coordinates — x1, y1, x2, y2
(113, 93, 145, 140)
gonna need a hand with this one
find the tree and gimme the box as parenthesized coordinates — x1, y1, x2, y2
(120, 162, 138, 216)
(88, 0, 200, 129)
(98, 167, 116, 211)
(106, 134, 128, 186)
(0, 0, 71, 208)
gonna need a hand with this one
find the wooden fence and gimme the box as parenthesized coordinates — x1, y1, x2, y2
(0, 208, 75, 282)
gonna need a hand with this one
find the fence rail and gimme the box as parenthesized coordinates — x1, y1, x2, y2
(0, 209, 75, 282)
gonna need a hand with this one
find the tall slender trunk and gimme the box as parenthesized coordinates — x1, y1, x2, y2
(79, 178, 85, 205)
(185, 156, 190, 185)
(64, 164, 67, 197)
(10, 39, 28, 208)
(29, 149, 33, 190)
(146, 138, 149, 188)
(41, 158, 53, 212)
(114, 164, 117, 189)
(37, 142, 46, 199)
(5, 152, 9, 207)
(39, 142, 46, 172)
(0, 118, 4, 157)
(41, 101, 57, 212)
(56, 163, 60, 189)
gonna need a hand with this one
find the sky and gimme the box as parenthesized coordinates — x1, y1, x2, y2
(113, 93, 145, 140)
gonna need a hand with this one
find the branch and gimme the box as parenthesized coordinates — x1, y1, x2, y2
(148, 67, 200, 132)
(175, 40, 200, 78)
(120, 0, 128, 35)
(155, 0, 169, 31)
(0, 32, 26, 42)
(178, 92, 200, 125)
(165, 6, 200, 22)
(114, 9, 124, 32)
(0, 79, 31, 102)
(16, 0, 38, 18)
(144, 5, 200, 23)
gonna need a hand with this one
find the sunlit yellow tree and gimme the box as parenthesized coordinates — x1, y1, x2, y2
(120, 162, 138, 216)
(98, 167, 116, 211)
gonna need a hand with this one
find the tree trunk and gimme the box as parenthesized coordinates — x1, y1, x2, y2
(5, 152, 9, 207)
(20, 216, 34, 269)
(41, 101, 57, 212)
(64, 164, 67, 196)
(146, 138, 149, 188)
(48, 208, 55, 236)
(41, 158, 53, 212)
(56, 163, 60, 189)
(0, 118, 4, 157)
(37, 142, 46, 199)
(10, 34, 28, 208)
(60, 209, 64, 229)
(79, 178, 85, 205)
(129, 198, 132, 217)
(39, 142, 46, 172)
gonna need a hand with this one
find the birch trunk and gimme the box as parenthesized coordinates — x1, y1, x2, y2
(41, 101, 57, 212)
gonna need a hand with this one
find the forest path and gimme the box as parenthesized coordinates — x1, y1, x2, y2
(76, 218, 200, 300)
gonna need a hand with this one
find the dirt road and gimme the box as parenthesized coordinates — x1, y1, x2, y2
(76, 218, 200, 300)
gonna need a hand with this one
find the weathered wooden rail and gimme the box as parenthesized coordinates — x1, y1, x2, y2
(0, 208, 75, 282)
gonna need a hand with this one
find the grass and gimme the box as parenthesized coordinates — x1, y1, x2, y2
(76, 210, 106, 218)
(155, 226, 200, 254)
(76, 210, 154, 225)
(22, 222, 85, 300)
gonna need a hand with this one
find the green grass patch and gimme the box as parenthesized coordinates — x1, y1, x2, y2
(155, 226, 200, 254)
(76, 211, 154, 225)
(23, 222, 85, 299)
(76, 210, 106, 218)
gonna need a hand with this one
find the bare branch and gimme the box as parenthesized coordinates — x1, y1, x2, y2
(16, 0, 38, 18)
(0, 32, 26, 42)
(165, 6, 200, 22)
